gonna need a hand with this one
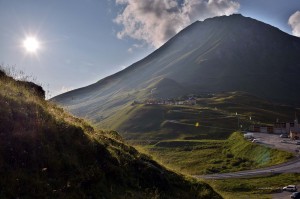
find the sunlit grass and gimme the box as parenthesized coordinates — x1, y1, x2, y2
(135, 132, 293, 175)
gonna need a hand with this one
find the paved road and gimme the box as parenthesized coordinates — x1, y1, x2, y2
(272, 189, 299, 199)
(195, 156, 300, 179)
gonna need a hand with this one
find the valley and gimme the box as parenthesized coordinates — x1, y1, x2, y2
(2, 1, 300, 198)
(99, 91, 300, 142)
(27, 14, 300, 198)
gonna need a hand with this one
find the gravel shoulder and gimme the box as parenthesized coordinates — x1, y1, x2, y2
(251, 132, 300, 154)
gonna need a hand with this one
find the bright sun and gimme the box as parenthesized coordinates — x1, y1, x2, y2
(23, 37, 40, 53)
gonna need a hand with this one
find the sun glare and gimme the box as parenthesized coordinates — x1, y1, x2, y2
(23, 37, 40, 53)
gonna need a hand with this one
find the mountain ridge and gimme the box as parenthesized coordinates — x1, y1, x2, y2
(53, 14, 300, 126)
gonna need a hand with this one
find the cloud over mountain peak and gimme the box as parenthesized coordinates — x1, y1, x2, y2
(289, 11, 300, 37)
(114, 0, 240, 47)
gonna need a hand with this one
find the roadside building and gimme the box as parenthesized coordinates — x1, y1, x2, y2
(290, 131, 300, 140)
(251, 117, 300, 136)
(274, 118, 300, 136)
(289, 119, 300, 139)
(273, 121, 300, 134)
(273, 122, 287, 134)
(249, 125, 273, 133)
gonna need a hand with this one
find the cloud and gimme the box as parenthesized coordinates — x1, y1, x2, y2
(114, 0, 240, 48)
(288, 11, 300, 37)
(61, 86, 74, 93)
(127, 43, 144, 53)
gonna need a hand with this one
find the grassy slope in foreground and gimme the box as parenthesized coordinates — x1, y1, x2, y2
(138, 132, 293, 175)
(0, 70, 221, 199)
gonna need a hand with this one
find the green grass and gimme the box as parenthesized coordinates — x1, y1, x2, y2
(101, 104, 239, 141)
(226, 132, 293, 166)
(206, 173, 300, 199)
(0, 68, 222, 199)
(136, 132, 293, 175)
(97, 91, 300, 143)
(138, 140, 225, 175)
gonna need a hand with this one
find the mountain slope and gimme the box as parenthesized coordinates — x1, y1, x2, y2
(0, 69, 221, 198)
(53, 14, 300, 128)
(99, 91, 300, 142)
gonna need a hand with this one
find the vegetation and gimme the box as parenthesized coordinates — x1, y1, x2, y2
(96, 91, 300, 143)
(226, 132, 293, 166)
(0, 67, 221, 198)
(137, 132, 293, 175)
(207, 173, 300, 199)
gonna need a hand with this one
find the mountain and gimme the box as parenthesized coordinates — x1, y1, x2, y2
(0, 69, 221, 198)
(53, 14, 300, 131)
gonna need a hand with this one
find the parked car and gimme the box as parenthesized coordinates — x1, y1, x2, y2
(283, 185, 297, 192)
(252, 139, 261, 143)
(280, 134, 289, 138)
(296, 142, 300, 145)
(291, 192, 300, 199)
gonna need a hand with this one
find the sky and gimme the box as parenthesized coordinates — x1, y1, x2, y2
(0, 0, 299, 98)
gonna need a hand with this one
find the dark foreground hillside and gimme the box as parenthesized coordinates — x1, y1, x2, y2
(0, 69, 221, 199)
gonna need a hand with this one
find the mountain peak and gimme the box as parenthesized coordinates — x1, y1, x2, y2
(53, 14, 300, 123)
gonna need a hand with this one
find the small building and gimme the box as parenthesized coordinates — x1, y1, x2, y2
(273, 122, 287, 134)
(274, 118, 300, 135)
(183, 99, 197, 105)
(290, 131, 300, 140)
(250, 125, 260, 132)
(249, 116, 300, 135)
(249, 125, 273, 133)
(273, 121, 299, 134)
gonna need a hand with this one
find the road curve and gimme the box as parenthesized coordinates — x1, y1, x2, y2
(195, 156, 300, 179)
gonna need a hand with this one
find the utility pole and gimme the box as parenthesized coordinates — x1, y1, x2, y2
(236, 112, 240, 130)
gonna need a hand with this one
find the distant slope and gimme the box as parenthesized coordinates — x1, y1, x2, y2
(0, 69, 221, 198)
(99, 92, 300, 142)
(53, 14, 300, 131)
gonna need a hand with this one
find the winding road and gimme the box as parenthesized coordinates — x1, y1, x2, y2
(166, 120, 300, 179)
(195, 156, 300, 179)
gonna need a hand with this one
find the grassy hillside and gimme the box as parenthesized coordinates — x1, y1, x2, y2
(137, 132, 292, 175)
(99, 92, 299, 142)
(0, 69, 221, 198)
(226, 132, 293, 166)
(99, 102, 239, 141)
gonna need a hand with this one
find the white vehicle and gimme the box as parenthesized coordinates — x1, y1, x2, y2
(282, 185, 297, 192)
(244, 133, 254, 139)
(252, 139, 261, 143)
(280, 134, 289, 138)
